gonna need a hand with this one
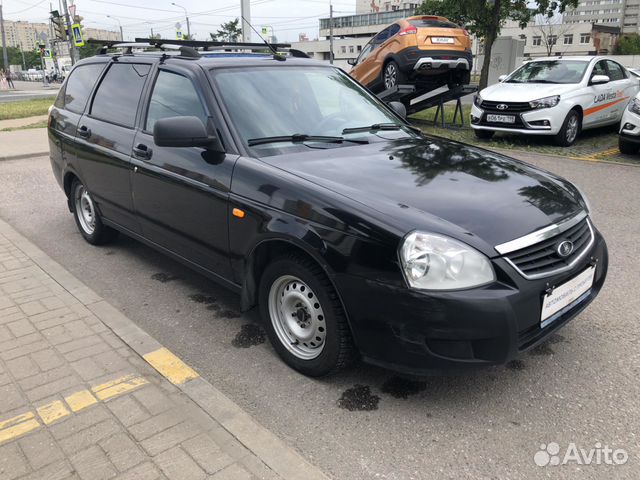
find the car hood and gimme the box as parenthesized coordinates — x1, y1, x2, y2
(480, 82, 577, 102)
(260, 136, 584, 255)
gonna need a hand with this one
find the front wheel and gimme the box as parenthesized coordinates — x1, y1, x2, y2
(258, 254, 355, 376)
(555, 110, 581, 147)
(71, 179, 118, 245)
(618, 136, 639, 154)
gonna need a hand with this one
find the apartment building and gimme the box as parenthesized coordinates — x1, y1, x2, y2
(563, 0, 640, 33)
(1, 20, 49, 49)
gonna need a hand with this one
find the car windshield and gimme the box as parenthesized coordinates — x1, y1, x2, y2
(506, 60, 589, 84)
(210, 66, 413, 156)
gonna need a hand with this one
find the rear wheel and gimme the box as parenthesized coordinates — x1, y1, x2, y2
(258, 254, 355, 376)
(474, 129, 495, 140)
(618, 136, 639, 154)
(71, 179, 118, 245)
(383, 60, 406, 90)
(554, 110, 581, 147)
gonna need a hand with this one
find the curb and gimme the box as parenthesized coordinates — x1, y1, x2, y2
(0, 151, 49, 162)
(0, 217, 330, 480)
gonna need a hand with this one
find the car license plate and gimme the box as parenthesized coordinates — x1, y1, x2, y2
(540, 266, 595, 328)
(486, 114, 515, 123)
(431, 37, 454, 44)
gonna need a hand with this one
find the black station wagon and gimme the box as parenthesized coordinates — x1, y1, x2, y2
(48, 42, 608, 377)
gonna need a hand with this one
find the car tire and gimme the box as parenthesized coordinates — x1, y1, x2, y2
(258, 253, 355, 377)
(383, 60, 406, 90)
(618, 136, 638, 154)
(474, 129, 495, 140)
(554, 110, 581, 147)
(71, 178, 118, 245)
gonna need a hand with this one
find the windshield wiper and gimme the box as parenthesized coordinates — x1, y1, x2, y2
(531, 80, 559, 84)
(342, 123, 422, 135)
(247, 134, 368, 147)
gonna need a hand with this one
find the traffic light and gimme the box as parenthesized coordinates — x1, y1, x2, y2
(51, 11, 68, 41)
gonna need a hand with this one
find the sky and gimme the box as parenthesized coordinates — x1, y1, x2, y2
(2, 0, 357, 42)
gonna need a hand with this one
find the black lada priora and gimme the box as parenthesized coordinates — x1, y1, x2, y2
(48, 45, 608, 377)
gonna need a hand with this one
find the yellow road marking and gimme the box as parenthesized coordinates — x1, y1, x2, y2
(65, 389, 98, 412)
(0, 412, 40, 443)
(37, 400, 70, 425)
(143, 347, 199, 385)
(92, 374, 149, 401)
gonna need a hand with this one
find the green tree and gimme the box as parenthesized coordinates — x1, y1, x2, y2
(0, 46, 41, 70)
(210, 18, 242, 42)
(416, 0, 579, 88)
(615, 34, 640, 54)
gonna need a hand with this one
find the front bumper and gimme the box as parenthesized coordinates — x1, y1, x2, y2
(470, 102, 569, 136)
(334, 228, 608, 375)
(619, 107, 640, 138)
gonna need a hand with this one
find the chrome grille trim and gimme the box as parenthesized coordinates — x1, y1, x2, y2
(502, 218, 595, 280)
(494, 211, 588, 255)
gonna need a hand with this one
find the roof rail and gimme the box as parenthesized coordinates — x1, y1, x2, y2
(133, 38, 309, 58)
(86, 38, 199, 57)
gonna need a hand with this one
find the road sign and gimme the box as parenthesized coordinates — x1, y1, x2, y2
(72, 23, 84, 47)
(43, 49, 52, 58)
(176, 30, 183, 40)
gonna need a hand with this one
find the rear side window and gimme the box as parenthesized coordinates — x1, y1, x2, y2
(409, 19, 459, 28)
(60, 64, 104, 113)
(91, 63, 151, 128)
(145, 70, 207, 131)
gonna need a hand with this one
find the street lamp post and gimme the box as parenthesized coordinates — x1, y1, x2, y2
(107, 15, 124, 41)
(171, 3, 190, 39)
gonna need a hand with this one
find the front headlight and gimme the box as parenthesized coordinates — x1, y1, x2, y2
(628, 97, 640, 115)
(399, 232, 495, 290)
(474, 94, 483, 107)
(529, 95, 560, 109)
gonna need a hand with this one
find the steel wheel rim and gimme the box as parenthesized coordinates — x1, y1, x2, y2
(268, 275, 326, 360)
(74, 184, 96, 235)
(566, 115, 579, 143)
(384, 64, 397, 89)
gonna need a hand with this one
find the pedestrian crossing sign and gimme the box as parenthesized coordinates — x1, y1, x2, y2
(176, 30, 183, 40)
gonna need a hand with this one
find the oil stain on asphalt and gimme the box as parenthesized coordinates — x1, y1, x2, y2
(232, 323, 265, 348)
(337, 385, 380, 411)
(506, 359, 526, 371)
(381, 376, 427, 399)
(188, 294, 240, 317)
(151, 272, 181, 283)
(530, 343, 554, 356)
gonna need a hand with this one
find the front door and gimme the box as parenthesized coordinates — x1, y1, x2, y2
(584, 60, 614, 128)
(131, 67, 235, 279)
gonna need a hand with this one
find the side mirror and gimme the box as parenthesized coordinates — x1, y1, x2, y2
(153, 116, 223, 152)
(388, 101, 407, 119)
(591, 74, 610, 85)
(498, 74, 507, 82)
(347, 58, 357, 66)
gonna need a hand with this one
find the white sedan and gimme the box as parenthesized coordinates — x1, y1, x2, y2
(471, 56, 639, 146)
(618, 91, 640, 154)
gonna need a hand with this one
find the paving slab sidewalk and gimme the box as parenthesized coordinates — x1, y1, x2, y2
(0, 129, 49, 161)
(0, 217, 329, 480)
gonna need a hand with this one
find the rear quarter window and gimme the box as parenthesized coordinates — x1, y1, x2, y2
(60, 63, 105, 113)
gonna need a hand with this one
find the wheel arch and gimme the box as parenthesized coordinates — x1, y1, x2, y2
(240, 236, 356, 344)
(62, 168, 82, 212)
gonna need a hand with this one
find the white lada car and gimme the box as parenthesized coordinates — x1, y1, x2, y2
(471, 56, 640, 146)
(618, 91, 640, 154)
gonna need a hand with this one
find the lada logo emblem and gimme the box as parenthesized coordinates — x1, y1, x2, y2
(496, 104, 509, 110)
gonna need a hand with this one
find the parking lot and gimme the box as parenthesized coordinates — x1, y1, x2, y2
(1, 148, 638, 479)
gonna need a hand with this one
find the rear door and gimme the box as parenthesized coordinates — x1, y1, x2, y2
(605, 60, 635, 121)
(74, 60, 153, 233)
(131, 65, 235, 279)
(48, 63, 106, 182)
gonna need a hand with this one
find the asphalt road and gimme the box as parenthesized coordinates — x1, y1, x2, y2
(1, 151, 639, 479)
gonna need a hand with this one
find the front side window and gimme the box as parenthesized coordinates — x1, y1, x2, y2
(91, 63, 150, 127)
(146, 70, 207, 132)
(61, 63, 105, 113)
(506, 60, 588, 84)
(211, 66, 412, 156)
(606, 60, 626, 81)
(357, 43, 374, 64)
(591, 60, 607, 78)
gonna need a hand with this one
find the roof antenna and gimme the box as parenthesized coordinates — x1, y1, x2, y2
(241, 15, 286, 61)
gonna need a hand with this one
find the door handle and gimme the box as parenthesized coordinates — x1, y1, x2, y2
(77, 125, 91, 138)
(133, 143, 152, 160)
